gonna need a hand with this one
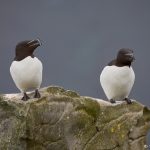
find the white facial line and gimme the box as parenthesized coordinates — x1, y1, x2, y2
(28, 43, 39, 47)
(27, 40, 35, 45)
(125, 53, 133, 57)
(36, 39, 42, 46)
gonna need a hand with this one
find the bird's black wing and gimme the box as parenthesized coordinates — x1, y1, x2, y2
(107, 59, 116, 66)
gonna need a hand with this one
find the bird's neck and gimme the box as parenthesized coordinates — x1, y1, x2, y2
(14, 54, 34, 61)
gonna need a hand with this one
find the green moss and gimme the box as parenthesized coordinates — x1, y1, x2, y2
(47, 86, 65, 94)
(0, 100, 15, 112)
(75, 98, 100, 121)
(98, 106, 123, 125)
(127, 101, 143, 112)
(86, 115, 133, 149)
(70, 110, 94, 134)
(63, 90, 80, 98)
(143, 106, 150, 122)
(98, 101, 143, 126)
(72, 115, 88, 130)
(47, 86, 80, 98)
(49, 96, 74, 103)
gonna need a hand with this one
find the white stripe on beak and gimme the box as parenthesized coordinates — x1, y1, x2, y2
(125, 53, 134, 57)
(27, 40, 35, 45)
(27, 39, 42, 47)
(36, 39, 42, 46)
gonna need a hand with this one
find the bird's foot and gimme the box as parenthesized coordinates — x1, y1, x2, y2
(110, 99, 116, 103)
(124, 98, 132, 104)
(21, 93, 30, 101)
(34, 89, 41, 98)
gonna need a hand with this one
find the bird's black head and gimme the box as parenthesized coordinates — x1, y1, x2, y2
(116, 48, 135, 67)
(14, 39, 41, 61)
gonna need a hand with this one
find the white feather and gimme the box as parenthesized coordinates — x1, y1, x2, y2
(10, 56, 43, 92)
(100, 66, 135, 100)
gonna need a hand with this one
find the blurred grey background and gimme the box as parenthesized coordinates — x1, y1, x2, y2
(0, 0, 150, 144)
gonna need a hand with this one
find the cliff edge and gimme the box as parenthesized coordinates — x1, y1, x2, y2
(0, 86, 150, 150)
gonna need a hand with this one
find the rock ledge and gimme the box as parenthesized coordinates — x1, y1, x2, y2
(0, 86, 150, 150)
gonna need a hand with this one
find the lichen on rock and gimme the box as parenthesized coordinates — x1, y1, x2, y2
(0, 86, 149, 150)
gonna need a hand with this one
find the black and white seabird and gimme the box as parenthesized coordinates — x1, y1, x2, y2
(100, 48, 135, 104)
(10, 39, 43, 101)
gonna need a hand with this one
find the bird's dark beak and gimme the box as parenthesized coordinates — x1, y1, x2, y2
(27, 39, 42, 47)
(125, 53, 135, 61)
(130, 54, 135, 61)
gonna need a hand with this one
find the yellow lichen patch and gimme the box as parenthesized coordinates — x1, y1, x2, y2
(111, 128, 115, 133)
(121, 134, 125, 138)
(117, 124, 121, 130)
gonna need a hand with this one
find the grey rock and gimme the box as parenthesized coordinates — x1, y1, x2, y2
(0, 86, 149, 150)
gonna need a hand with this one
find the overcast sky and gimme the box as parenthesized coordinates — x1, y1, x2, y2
(0, 0, 150, 144)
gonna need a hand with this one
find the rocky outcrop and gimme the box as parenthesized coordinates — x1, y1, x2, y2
(0, 86, 150, 150)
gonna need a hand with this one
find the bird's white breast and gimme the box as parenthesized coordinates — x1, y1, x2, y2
(100, 66, 135, 100)
(10, 56, 43, 92)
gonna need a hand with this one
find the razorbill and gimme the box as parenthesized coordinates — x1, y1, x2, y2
(10, 39, 43, 101)
(100, 48, 135, 104)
